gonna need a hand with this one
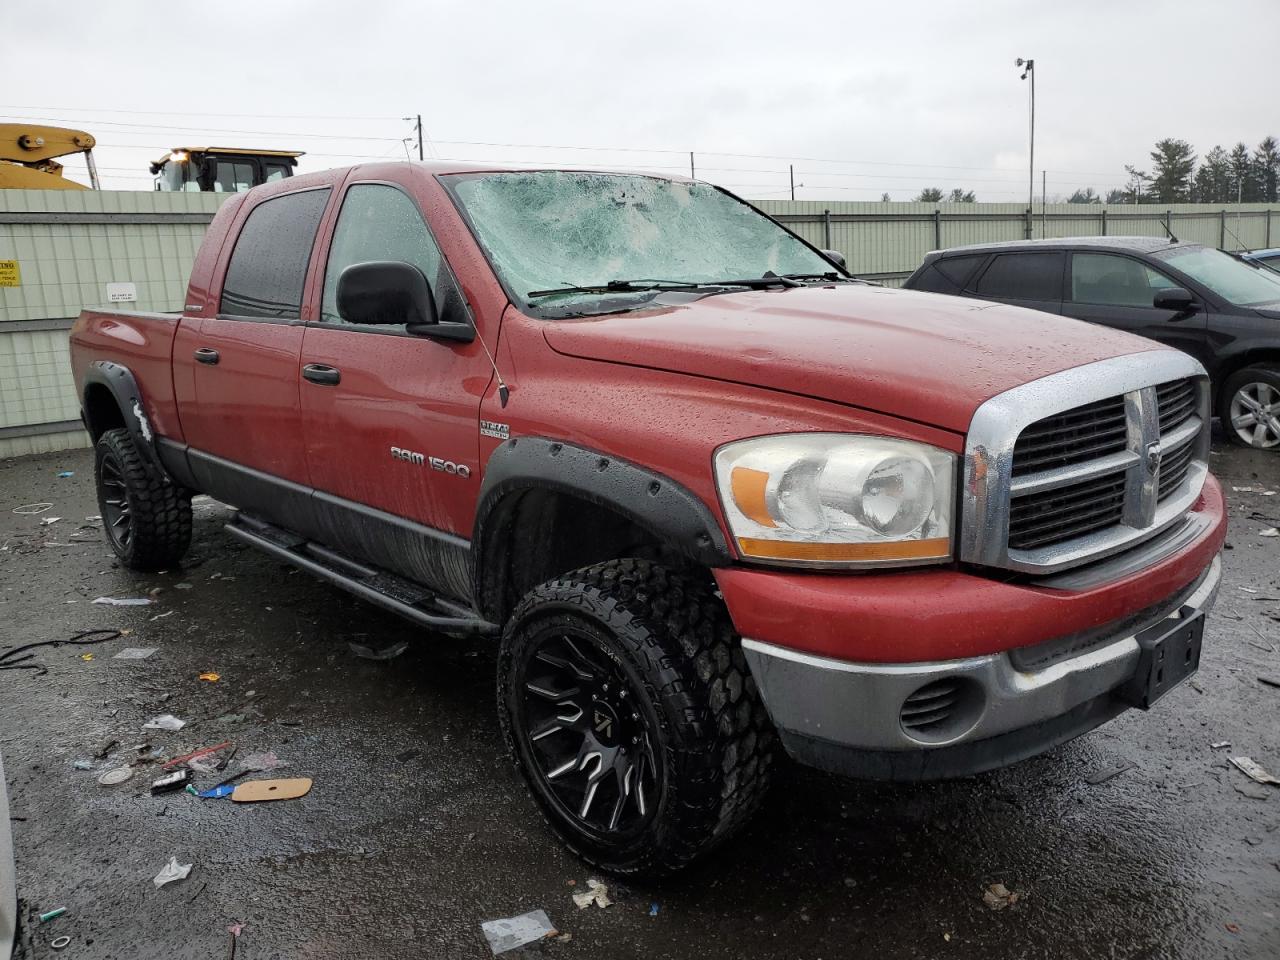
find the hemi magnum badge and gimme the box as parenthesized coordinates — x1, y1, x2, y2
(480, 420, 510, 440)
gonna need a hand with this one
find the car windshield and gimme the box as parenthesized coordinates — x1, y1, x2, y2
(1155, 245, 1280, 306)
(443, 171, 838, 313)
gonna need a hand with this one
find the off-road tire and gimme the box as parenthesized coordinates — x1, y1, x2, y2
(498, 558, 777, 876)
(1220, 365, 1280, 450)
(94, 427, 192, 570)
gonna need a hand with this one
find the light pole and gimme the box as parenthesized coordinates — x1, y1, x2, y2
(1016, 58, 1035, 238)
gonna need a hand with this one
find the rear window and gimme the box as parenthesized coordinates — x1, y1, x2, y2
(974, 252, 1063, 301)
(911, 254, 988, 293)
(220, 188, 330, 319)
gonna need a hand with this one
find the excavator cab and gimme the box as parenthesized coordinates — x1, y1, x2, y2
(150, 148, 303, 192)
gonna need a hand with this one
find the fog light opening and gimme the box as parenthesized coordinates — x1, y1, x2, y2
(899, 676, 985, 745)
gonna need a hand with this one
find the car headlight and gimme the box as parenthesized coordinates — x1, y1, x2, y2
(714, 434, 956, 567)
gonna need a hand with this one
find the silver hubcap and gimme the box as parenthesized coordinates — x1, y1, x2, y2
(1229, 382, 1280, 449)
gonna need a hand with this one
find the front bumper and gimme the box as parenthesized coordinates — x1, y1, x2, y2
(742, 554, 1221, 781)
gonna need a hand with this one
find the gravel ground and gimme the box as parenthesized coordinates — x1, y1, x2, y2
(1, 438, 1277, 960)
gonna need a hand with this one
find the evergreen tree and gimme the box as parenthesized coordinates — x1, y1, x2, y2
(1104, 188, 1128, 204)
(947, 188, 976, 202)
(1228, 143, 1258, 202)
(1193, 146, 1231, 204)
(1068, 188, 1099, 204)
(1255, 136, 1280, 203)
(915, 188, 944, 202)
(1148, 139, 1196, 202)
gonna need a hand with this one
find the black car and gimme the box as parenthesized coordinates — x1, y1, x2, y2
(904, 237, 1280, 450)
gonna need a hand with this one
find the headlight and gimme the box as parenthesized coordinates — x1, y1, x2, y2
(714, 434, 956, 567)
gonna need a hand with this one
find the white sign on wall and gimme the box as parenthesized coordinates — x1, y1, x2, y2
(106, 281, 137, 303)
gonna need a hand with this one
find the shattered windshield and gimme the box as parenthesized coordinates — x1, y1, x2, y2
(444, 171, 838, 313)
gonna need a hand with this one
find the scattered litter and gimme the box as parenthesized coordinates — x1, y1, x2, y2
(93, 596, 153, 607)
(187, 758, 220, 775)
(151, 768, 193, 794)
(1245, 836, 1264, 846)
(212, 770, 251, 790)
(232, 777, 313, 802)
(1086, 761, 1135, 785)
(72, 760, 92, 771)
(198, 785, 236, 799)
(1233, 486, 1258, 493)
(649, 902, 660, 917)
(86, 514, 101, 521)
(152, 856, 193, 888)
(1230, 757, 1280, 787)
(480, 910, 557, 955)
(80, 653, 94, 662)
(39, 516, 61, 526)
(1259, 677, 1280, 690)
(149, 610, 175, 622)
(1261, 528, 1280, 538)
(199, 672, 221, 683)
(277, 719, 303, 728)
(1226, 923, 1241, 934)
(11, 502, 53, 515)
(982, 882, 1020, 911)
(143, 714, 186, 731)
(0, 628, 123, 675)
(114, 647, 158, 660)
(163, 741, 232, 771)
(98, 767, 134, 787)
(93, 738, 120, 760)
(1211, 741, 1232, 750)
(57, 471, 74, 479)
(572, 878, 613, 910)
(50, 936, 71, 950)
(175, 582, 193, 590)
(39, 907, 67, 923)
(348, 640, 409, 661)
(241, 751, 286, 772)
(228, 923, 244, 937)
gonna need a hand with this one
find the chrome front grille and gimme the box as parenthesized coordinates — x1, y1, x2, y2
(962, 352, 1211, 575)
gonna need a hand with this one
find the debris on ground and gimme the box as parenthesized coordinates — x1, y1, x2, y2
(97, 767, 133, 787)
(1230, 757, 1280, 786)
(1086, 761, 1135, 785)
(197, 785, 236, 799)
(982, 883, 1020, 911)
(199, 672, 221, 682)
(163, 741, 232, 771)
(39, 517, 61, 526)
(72, 760, 92, 770)
(231, 777, 313, 802)
(93, 738, 119, 760)
(152, 857, 193, 888)
(1260, 528, 1280, 538)
(1211, 741, 1232, 750)
(92, 596, 153, 606)
(572, 878, 613, 910)
(1258, 677, 1280, 690)
(56, 471, 74, 479)
(649, 902, 660, 916)
(480, 910, 557, 955)
(113, 647, 158, 660)
(348, 639, 410, 661)
(151, 769, 193, 794)
(143, 714, 186, 731)
(0, 629, 123, 675)
(11, 502, 53, 515)
(50, 936, 71, 950)
(39, 907, 67, 923)
(241, 751, 286, 772)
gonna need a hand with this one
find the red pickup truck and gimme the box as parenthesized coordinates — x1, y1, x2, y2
(70, 163, 1225, 875)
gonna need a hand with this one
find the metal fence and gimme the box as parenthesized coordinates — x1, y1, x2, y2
(754, 200, 1280, 286)
(3, 190, 1280, 458)
(0, 189, 227, 458)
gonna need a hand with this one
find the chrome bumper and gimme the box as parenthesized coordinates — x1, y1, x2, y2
(742, 556, 1221, 755)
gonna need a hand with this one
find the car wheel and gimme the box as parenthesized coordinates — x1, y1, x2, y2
(94, 428, 193, 570)
(1221, 366, 1280, 450)
(498, 558, 776, 876)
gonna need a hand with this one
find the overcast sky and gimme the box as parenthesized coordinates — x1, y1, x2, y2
(4, 0, 1276, 200)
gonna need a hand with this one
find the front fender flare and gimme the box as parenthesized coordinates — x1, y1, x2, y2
(471, 437, 733, 616)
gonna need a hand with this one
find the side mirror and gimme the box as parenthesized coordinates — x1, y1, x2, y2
(1153, 286, 1197, 313)
(820, 248, 847, 270)
(337, 261, 438, 330)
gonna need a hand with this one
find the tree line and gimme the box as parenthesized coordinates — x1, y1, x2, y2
(900, 136, 1279, 205)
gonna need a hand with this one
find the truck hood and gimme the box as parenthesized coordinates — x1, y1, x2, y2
(542, 284, 1167, 433)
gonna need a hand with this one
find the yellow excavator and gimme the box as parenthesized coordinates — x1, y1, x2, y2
(0, 123, 99, 190)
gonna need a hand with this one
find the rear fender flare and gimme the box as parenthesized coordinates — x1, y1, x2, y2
(82, 361, 167, 480)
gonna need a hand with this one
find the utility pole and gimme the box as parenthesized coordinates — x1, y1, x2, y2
(790, 164, 795, 201)
(416, 114, 424, 161)
(1042, 169, 1046, 238)
(689, 152, 695, 180)
(1017, 58, 1035, 239)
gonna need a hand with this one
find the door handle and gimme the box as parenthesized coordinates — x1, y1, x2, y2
(302, 363, 341, 386)
(194, 347, 220, 365)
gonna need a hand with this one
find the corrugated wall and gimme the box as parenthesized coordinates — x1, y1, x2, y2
(755, 200, 1280, 286)
(0, 190, 227, 458)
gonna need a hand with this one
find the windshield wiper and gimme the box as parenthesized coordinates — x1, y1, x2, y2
(527, 279, 716, 299)
(779, 272, 859, 283)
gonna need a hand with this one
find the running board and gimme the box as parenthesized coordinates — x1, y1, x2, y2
(225, 513, 498, 637)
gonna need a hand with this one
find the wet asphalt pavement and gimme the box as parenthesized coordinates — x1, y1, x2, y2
(1, 438, 1278, 960)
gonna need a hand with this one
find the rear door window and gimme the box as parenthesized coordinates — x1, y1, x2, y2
(974, 252, 1064, 301)
(220, 188, 330, 320)
(910, 254, 987, 294)
(1071, 253, 1173, 307)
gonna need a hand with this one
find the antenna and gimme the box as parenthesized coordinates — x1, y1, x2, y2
(1159, 217, 1179, 244)
(472, 326, 510, 407)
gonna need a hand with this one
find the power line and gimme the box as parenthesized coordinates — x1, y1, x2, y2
(0, 104, 400, 121)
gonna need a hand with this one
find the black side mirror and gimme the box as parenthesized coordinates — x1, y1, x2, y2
(820, 248, 847, 270)
(1153, 286, 1197, 313)
(337, 261, 438, 330)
